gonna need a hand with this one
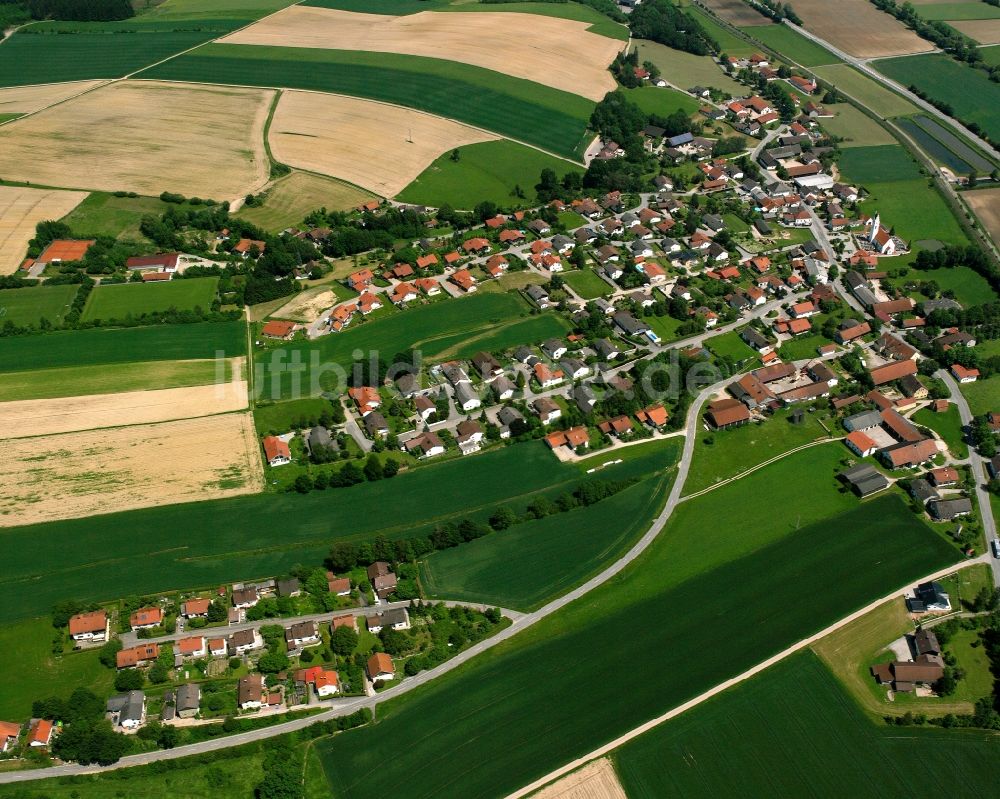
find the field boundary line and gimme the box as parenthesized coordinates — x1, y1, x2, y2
(680, 437, 837, 501)
(506, 554, 987, 799)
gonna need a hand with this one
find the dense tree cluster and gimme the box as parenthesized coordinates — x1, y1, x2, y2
(629, 0, 717, 55)
(26, 0, 133, 21)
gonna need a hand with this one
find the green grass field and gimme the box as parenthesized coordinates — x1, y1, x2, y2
(317, 486, 956, 799)
(705, 330, 757, 363)
(813, 64, 919, 118)
(684, 408, 834, 495)
(741, 23, 841, 66)
(912, 404, 968, 459)
(0, 320, 246, 373)
(141, 44, 594, 159)
(687, 6, 758, 56)
(80, 277, 219, 323)
(0, 617, 114, 719)
(821, 103, 896, 147)
(980, 45, 1000, 66)
(0, 359, 224, 402)
(876, 54, 1000, 141)
(918, 2, 1000, 20)
(61, 192, 213, 240)
(237, 170, 374, 229)
(837, 145, 967, 244)
(886, 264, 997, 306)
(256, 293, 568, 400)
(623, 86, 702, 118)
(0, 443, 608, 624)
(396, 140, 583, 209)
(961, 372, 1000, 415)
(253, 397, 336, 435)
(561, 268, 612, 299)
(0, 284, 79, 327)
(421, 440, 680, 609)
(633, 39, 745, 95)
(615, 650, 1000, 798)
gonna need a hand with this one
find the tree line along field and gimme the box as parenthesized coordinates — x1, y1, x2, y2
(615, 651, 1000, 798)
(141, 43, 595, 159)
(0, 284, 79, 327)
(420, 441, 681, 610)
(316, 490, 957, 799)
(59, 191, 214, 240)
(254, 293, 569, 400)
(876, 54, 1000, 141)
(0, 442, 612, 624)
(395, 139, 584, 209)
(836, 145, 968, 244)
(79, 277, 220, 323)
(0, 320, 246, 373)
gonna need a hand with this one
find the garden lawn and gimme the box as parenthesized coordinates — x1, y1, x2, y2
(876, 54, 1000, 141)
(812, 64, 919, 117)
(253, 397, 336, 435)
(0, 617, 114, 719)
(960, 372, 1000, 415)
(837, 145, 968, 244)
(396, 140, 583, 209)
(255, 293, 568, 400)
(741, 23, 842, 66)
(561, 268, 613, 299)
(890, 264, 997, 306)
(317, 488, 956, 799)
(421, 440, 680, 609)
(820, 103, 896, 147)
(80, 277, 219, 323)
(912, 404, 968, 459)
(684, 408, 835, 495)
(60, 192, 207, 239)
(615, 651, 1000, 798)
(633, 39, 745, 95)
(141, 44, 595, 159)
(0, 359, 224, 402)
(0, 442, 606, 623)
(0, 284, 78, 327)
(238, 171, 375, 230)
(777, 331, 832, 360)
(0, 321, 246, 372)
(706, 330, 757, 364)
(623, 86, 702, 118)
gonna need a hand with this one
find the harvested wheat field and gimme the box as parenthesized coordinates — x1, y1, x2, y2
(533, 760, 627, 799)
(0, 80, 106, 117)
(792, 0, 934, 57)
(949, 19, 1000, 45)
(0, 411, 263, 526)
(700, 0, 772, 26)
(965, 188, 1000, 246)
(0, 81, 273, 200)
(220, 6, 622, 100)
(269, 91, 496, 196)
(0, 365, 248, 439)
(0, 185, 88, 274)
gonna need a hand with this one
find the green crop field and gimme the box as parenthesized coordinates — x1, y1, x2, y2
(0, 320, 246, 373)
(633, 39, 745, 95)
(0, 31, 220, 87)
(0, 359, 225, 402)
(687, 6, 757, 56)
(141, 44, 595, 159)
(837, 145, 967, 244)
(741, 23, 841, 66)
(421, 440, 681, 609)
(80, 277, 219, 323)
(623, 86, 702, 118)
(615, 650, 1000, 798)
(876, 54, 1000, 141)
(812, 64, 919, 118)
(255, 293, 568, 400)
(980, 45, 1000, 66)
(396, 140, 583, 209)
(0, 443, 606, 624)
(60, 192, 209, 240)
(821, 104, 896, 147)
(0, 617, 114, 719)
(237, 170, 375, 230)
(0, 284, 78, 327)
(684, 407, 834, 495)
(561, 268, 613, 299)
(918, 2, 1000, 20)
(316, 486, 956, 799)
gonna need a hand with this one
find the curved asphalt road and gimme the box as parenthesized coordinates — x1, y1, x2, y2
(0, 376, 730, 785)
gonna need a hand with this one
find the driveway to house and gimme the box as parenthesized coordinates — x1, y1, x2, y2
(937, 370, 1000, 587)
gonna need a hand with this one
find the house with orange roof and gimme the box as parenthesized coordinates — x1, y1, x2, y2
(416, 253, 438, 269)
(182, 598, 210, 618)
(130, 607, 163, 631)
(636, 405, 669, 428)
(69, 609, 108, 642)
(178, 636, 207, 658)
(951, 364, 979, 383)
(367, 652, 395, 682)
(415, 277, 441, 295)
(28, 719, 53, 749)
(484, 214, 507, 229)
(234, 238, 266, 258)
(296, 666, 340, 698)
(533, 362, 564, 388)
(390, 263, 414, 279)
(347, 268, 374, 292)
(444, 251, 461, 265)
(485, 254, 508, 278)
(451, 269, 477, 293)
(348, 386, 381, 416)
(499, 228, 524, 244)
(461, 237, 490, 254)
(749, 255, 770, 273)
(117, 643, 160, 669)
(390, 282, 418, 306)
(845, 430, 878, 458)
(0, 721, 20, 753)
(262, 435, 291, 467)
(358, 292, 382, 314)
(261, 320, 296, 340)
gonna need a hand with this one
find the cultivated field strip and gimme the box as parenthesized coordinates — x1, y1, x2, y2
(269, 91, 497, 196)
(219, 6, 622, 100)
(791, 0, 934, 57)
(0, 80, 106, 117)
(0, 186, 88, 274)
(0, 371, 248, 439)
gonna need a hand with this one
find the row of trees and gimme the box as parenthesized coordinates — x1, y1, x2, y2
(26, 0, 133, 21)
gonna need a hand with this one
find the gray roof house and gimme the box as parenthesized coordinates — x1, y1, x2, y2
(454, 382, 482, 411)
(107, 691, 145, 729)
(175, 684, 200, 719)
(929, 498, 973, 521)
(573, 384, 597, 414)
(308, 426, 338, 453)
(613, 312, 650, 337)
(839, 464, 890, 497)
(526, 284, 551, 308)
(594, 338, 621, 360)
(277, 577, 300, 597)
(364, 411, 390, 438)
(908, 478, 939, 505)
(843, 410, 883, 432)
